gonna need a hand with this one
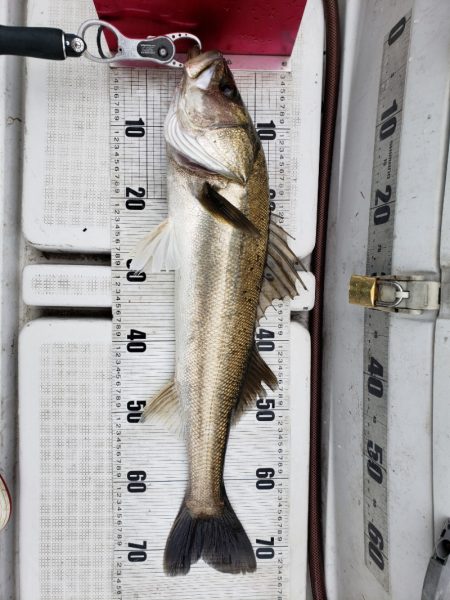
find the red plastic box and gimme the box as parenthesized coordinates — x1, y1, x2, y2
(93, 0, 307, 59)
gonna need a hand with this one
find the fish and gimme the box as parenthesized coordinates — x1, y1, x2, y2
(131, 50, 300, 576)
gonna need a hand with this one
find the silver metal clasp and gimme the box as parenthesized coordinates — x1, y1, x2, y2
(77, 19, 201, 67)
(375, 279, 410, 308)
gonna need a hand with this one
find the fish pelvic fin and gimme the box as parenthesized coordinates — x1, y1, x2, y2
(140, 380, 184, 438)
(164, 488, 256, 576)
(257, 217, 306, 320)
(232, 344, 277, 424)
(129, 218, 180, 274)
(199, 182, 260, 236)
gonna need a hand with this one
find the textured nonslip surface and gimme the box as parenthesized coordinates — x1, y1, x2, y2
(19, 318, 310, 600)
(23, 0, 109, 251)
(19, 319, 112, 600)
(23, 265, 111, 307)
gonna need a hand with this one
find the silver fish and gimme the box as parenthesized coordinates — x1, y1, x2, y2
(132, 50, 299, 576)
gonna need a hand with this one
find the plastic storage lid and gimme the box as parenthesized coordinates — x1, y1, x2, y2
(92, 0, 307, 57)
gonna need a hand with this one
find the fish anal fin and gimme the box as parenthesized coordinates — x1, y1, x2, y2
(129, 218, 180, 274)
(257, 218, 305, 320)
(233, 344, 277, 424)
(141, 380, 183, 437)
(199, 182, 260, 236)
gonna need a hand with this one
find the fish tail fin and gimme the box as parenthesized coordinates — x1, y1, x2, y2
(164, 489, 256, 576)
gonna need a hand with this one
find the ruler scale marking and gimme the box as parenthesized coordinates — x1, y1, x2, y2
(111, 68, 294, 598)
(363, 12, 411, 591)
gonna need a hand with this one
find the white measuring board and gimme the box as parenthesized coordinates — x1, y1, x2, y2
(363, 12, 411, 591)
(111, 68, 294, 598)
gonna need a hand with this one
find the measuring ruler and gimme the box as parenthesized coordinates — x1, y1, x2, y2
(110, 68, 294, 598)
(363, 12, 411, 591)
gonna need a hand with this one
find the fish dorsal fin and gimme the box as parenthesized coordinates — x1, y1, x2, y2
(199, 183, 260, 236)
(129, 218, 180, 273)
(232, 344, 277, 424)
(257, 219, 305, 320)
(141, 380, 184, 438)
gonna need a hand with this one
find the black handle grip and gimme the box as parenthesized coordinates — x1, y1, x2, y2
(0, 25, 66, 60)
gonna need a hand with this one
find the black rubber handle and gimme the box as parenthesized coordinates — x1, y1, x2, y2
(0, 25, 66, 60)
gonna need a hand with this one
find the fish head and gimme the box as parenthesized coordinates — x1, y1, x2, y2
(165, 50, 260, 183)
(182, 50, 248, 129)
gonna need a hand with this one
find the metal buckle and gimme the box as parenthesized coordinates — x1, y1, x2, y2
(349, 274, 440, 314)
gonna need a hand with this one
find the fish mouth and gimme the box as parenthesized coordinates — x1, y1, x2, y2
(185, 50, 223, 80)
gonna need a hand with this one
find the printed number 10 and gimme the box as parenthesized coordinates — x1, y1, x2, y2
(125, 118, 145, 138)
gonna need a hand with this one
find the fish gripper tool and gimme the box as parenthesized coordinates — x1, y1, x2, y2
(77, 19, 202, 67)
(0, 20, 201, 67)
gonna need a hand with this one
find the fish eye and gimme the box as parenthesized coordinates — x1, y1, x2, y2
(219, 81, 238, 99)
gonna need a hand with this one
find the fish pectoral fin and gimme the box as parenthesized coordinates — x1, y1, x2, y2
(232, 344, 277, 424)
(140, 380, 184, 437)
(129, 218, 180, 274)
(257, 218, 306, 320)
(199, 182, 260, 237)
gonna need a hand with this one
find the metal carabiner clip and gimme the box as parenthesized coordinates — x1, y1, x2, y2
(77, 20, 201, 67)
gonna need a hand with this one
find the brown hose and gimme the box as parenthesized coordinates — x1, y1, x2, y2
(308, 0, 340, 598)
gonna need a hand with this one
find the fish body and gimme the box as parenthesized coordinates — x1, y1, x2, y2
(132, 51, 299, 576)
(169, 115, 268, 520)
